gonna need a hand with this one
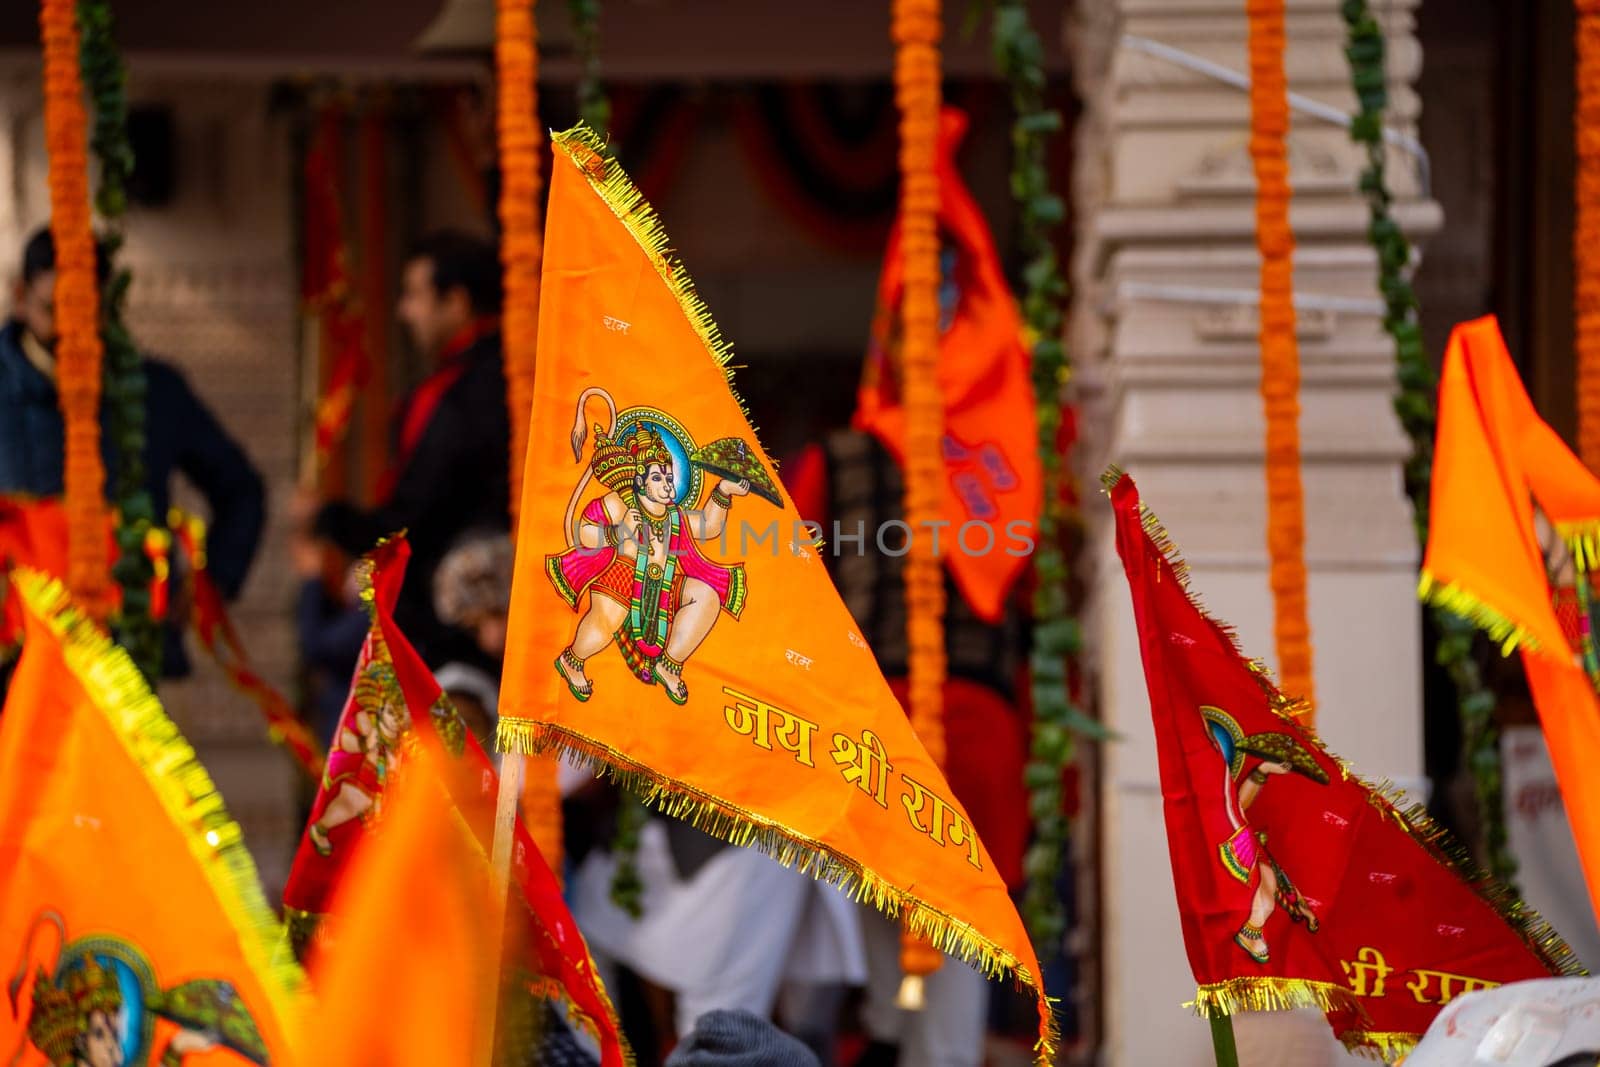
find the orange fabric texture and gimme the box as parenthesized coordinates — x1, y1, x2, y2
(294, 743, 499, 1067)
(39, 0, 109, 616)
(1247, 0, 1315, 717)
(498, 125, 1053, 1061)
(855, 107, 1042, 625)
(1423, 314, 1600, 916)
(0, 572, 304, 1067)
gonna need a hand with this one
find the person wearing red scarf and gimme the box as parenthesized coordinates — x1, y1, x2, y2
(311, 230, 510, 670)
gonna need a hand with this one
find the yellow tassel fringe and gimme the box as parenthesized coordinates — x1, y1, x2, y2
(1340, 1030, 1420, 1062)
(1559, 520, 1600, 574)
(12, 569, 309, 1027)
(497, 719, 1061, 1065)
(1190, 975, 1361, 1018)
(1417, 571, 1539, 656)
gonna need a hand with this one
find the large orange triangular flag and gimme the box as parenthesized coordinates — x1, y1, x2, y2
(1422, 314, 1600, 920)
(855, 106, 1042, 622)
(293, 740, 499, 1067)
(498, 124, 1053, 1060)
(0, 570, 305, 1067)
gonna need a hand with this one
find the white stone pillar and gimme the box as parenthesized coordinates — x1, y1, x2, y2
(1069, 1, 1436, 1063)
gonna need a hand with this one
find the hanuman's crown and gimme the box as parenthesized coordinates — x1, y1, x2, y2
(353, 656, 401, 711)
(29, 955, 123, 1066)
(589, 423, 635, 496)
(627, 424, 672, 474)
(590, 422, 672, 495)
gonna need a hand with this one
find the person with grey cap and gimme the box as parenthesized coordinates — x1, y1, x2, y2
(664, 1010, 820, 1067)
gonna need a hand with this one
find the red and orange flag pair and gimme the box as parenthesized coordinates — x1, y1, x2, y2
(283, 537, 628, 1067)
(497, 124, 1055, 1058)
(1108, 470, 1581, 1061)
(0, 567, 549, 1067)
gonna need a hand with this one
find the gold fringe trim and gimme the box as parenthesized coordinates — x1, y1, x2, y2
(1189, 976, 1361, 1019)
(1417, 571, 1540, 656)
(1100, 469, 1587, 982)
(548, 123, 760, 437)
(1339, 1030, 1418, 1063)
(12, 569, 309, 1029)
(497, 719, 1061, 1065)
(1558, 519, 1600, 574)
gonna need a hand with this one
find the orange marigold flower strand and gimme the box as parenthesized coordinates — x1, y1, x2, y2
(1247, 0, 1316, 718)
(892, 0, 948, 989)
(1578, 0, 1600, 469)
(495, 0, 563, 871)
(40, 0, 110, 618)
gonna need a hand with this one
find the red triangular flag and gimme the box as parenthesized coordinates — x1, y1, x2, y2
(1108, 469, 1580, 1061)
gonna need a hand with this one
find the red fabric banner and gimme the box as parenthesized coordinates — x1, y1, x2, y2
(303, 105, 371, 472)
(1108, 470, 1581, 1061)
(283, 538, 628, 1066)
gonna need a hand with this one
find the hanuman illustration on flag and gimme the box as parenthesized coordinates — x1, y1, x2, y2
(546, 387, 782, 705)
(10, 911, 268, 1067)
(1201, 704, 1328, 965)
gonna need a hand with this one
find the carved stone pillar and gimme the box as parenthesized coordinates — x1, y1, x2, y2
(1068, 2, 1437, 1062)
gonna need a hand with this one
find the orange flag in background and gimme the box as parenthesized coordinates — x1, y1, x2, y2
(294, 742, 499, 1067)
(0, 571, 305, 1067)
(1422, 314, 1600, 920)
(498, 124, 1053, 1060)
(855, 107, 1042, 622)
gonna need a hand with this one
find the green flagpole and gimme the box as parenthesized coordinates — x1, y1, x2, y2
(1209, 1014, 1241, 1067)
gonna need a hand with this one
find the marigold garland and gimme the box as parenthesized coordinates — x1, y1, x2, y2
(892, 0, 947, 985)
(495, 0, 563, 873)
(1580, 0, 1600, 470)
(1247, 0, 1316, 718)
(1341, 0, 1514, 882)
(39, 0, 110, 619)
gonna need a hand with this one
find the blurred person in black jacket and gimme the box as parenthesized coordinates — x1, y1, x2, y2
(309, 230, 511, 672)
(0, 227, 265, 676)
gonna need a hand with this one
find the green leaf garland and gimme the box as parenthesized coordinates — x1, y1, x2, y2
(991, 0, 1104, 965)
(78, 0, 161, 686)
(1340, 0, 1513, 882)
